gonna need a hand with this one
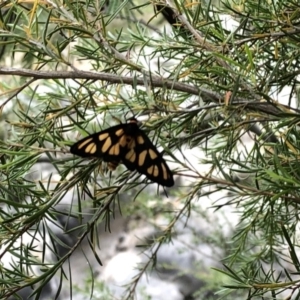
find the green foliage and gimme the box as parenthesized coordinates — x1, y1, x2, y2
(1, 0, 300, 299)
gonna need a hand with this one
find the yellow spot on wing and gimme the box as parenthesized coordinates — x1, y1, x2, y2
(119, 135, 127, 147)
(125, 149, 136, 162)
(99, 132, 109, 141)
(109, 145, 114, 155)
(114, 143, 120, 155)
(102, 137, 112, 152)
(137, 135, 144, 144)
(109, 143, 120, 155)
(153, 165, 159, 177)
(147, 165, 159, 177)
(147, 165, 153, 175)
(115, 129, 124, 136)
(138, 150, 147, 166)
(148, 149, 158, 159)
(161, 163, 168, 180)
(78, 138, 93, 149)
(85, 143, 97, 154)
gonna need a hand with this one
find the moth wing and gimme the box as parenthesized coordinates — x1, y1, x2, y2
(122, 130, 174, 187)
(70, 124, 128, 163)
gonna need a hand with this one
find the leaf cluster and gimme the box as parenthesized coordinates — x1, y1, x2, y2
(1, 0, 300, 299)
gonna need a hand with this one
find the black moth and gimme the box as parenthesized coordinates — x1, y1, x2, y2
(70, 118, 174, 187)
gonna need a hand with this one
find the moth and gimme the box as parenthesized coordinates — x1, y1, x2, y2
(70, 118, 174, 187)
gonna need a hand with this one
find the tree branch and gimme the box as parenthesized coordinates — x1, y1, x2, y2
(0, 67, 290, 117)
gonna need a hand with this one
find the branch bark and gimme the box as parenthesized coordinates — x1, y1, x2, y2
(0, 67, 290, 117)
